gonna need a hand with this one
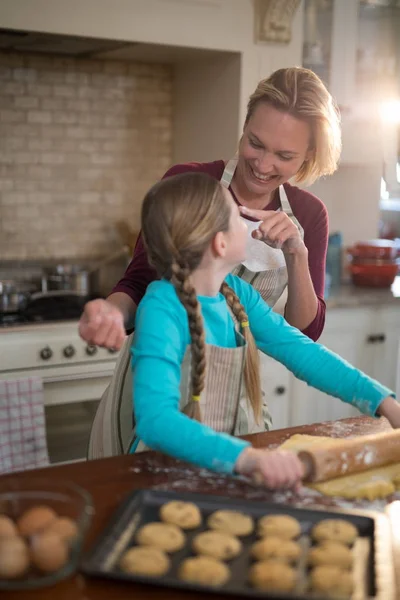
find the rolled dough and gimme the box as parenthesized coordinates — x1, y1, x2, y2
(280, 434, 400, 500)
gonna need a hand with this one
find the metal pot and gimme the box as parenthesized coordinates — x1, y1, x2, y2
(0, 280, 35, 313)
(41, 265, 92, 296)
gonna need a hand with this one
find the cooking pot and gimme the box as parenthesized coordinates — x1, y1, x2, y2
(347, 239, 400, 261)
(0, 280, 37, 313)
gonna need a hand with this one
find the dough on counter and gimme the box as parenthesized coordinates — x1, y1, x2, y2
(192, 530, 242, 561)
(308, 541, 353, 569)
(207, 510, 254, 537)
(136, 522, 185, 553)
(251, 536, 301, 563)
(178, 556, 230, 586)
(257, 514, 301, 540)
(248, 559, 297, 592)
(309, 565, 354, 598)
(119, 546, 170, 577)
(280, 434, 400, 500)
(311, 519, 358, 546)
(160, 501, 202, 530)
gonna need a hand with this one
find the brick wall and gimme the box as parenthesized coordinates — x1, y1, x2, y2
(0, 52, 173, 260)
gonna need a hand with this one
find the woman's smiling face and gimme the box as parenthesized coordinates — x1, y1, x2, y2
(237, 102, 311, 199)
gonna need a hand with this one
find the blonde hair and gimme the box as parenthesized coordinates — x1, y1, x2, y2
(141, 172, 262, 423)
(246, 67, 341, 185)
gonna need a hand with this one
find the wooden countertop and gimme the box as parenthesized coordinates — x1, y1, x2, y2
(2, 416, 397, 600)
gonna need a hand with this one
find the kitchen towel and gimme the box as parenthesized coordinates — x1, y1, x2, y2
(0, 377, 49, 474)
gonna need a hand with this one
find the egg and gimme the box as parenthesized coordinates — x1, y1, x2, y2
(45, 517, 78, 544)
(0, 515, 18, 538)
(0, 536, 30, 579)
(17, 505, 57, 538)
(30, 531, 69, 573)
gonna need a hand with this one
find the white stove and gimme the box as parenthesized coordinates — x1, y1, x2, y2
(0, 319, 122, 465)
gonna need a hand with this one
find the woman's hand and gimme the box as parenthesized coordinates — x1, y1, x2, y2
(235, 446, 305, 490)
(78, 298, 126, 350)
(377, 396, 400, 428)
(240, 206, 305, 255)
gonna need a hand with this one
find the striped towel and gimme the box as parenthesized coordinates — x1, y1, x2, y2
(0, 377, 49, 474)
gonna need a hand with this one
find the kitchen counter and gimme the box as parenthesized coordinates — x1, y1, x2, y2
(2, 415, 399, 600)
(325, 275, 400, 309)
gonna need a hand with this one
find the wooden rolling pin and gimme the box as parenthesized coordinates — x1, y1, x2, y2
(298, 429, 400, 483)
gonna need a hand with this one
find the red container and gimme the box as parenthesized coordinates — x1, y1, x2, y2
(349, 262, 398, 288)
(347, 239, 400, 261)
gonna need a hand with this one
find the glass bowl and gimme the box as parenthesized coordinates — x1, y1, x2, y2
(0, 478, 93, 590)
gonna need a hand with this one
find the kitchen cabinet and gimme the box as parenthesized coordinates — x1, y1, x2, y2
(288, 304, 400, 427)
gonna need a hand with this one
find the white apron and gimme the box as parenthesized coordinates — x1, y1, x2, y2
(87, 158, 302, 459)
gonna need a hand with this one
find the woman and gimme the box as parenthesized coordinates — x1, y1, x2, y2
(81, 67, 342, 456)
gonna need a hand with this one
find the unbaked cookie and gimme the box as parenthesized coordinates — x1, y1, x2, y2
(136, 522, 185, 553)
(311, 519, 358, 546)
(178, 556, 230, 586)
(257, 514, 301, 540)
(309, 565, 354, 598)
(160, 501, 202, 530)
(192, 530, 242, 561)
(207, 510, 254, 537)
(119, 546, 170, 577)
(308, 541, 353, 569)
(251, 536, 301, 563)
(248, 559, 297, 592)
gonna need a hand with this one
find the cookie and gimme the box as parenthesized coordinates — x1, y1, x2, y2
(308, 541, 353, 569)
(248, 559, 296, 592)
(251, 536, 301, 563)
(160, 501, 202, 530)
(309, 565, 354, 598)
(119, 546, 170, 577)
(257, 514, 301, 540)
(207, 510, 253, 537)
(192, 530, 242, 561)
(136, 522, 185, 553)
(178, 556, 230, 586)
(311, 519, 358, 546)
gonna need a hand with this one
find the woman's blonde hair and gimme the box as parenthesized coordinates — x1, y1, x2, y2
(246, 67, 341, 185)
(141, 172, 262, 423)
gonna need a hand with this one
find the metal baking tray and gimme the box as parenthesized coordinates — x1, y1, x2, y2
(81, 489, 395, 599)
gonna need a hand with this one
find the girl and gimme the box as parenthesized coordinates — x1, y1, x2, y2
(89, 172, 400, 489)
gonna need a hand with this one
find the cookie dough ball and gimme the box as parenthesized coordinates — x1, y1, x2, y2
(192, 530, 242, 561)
(119, 546, 170, 577)
(178, 556, 230, 586)
(308, 541, 353, 569)
(0, 536, 30, 579)
(309, 565, 354, 598)
(312, 519, 358, 546)
(257, 514, 301, 540)
(248, 559, 296, 592)
(136, 522, 185, 553)
(0, 515, 18, 538)
(251, 536, 301, 564)
(160, 501, 201, 530)
(207, 510, 253, 537)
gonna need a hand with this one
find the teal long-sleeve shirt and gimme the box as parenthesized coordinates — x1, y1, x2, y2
(131, 274, 394, 474)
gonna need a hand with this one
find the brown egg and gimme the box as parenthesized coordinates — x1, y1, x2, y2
(17, 505, 57, 538)
(45, 517, 78, 544)
(30, 531, 69, 573)
(0, 536, 30, 579)
(0, 515, 18, 538)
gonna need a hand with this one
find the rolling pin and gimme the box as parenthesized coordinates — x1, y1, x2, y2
(298, 429, 400, 483)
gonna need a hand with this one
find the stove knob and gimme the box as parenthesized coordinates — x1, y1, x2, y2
(86, 344, 98, 356)
(40, 346, 53, 361)
(63, 345, 76, 359)
(108, 347, 118, 354)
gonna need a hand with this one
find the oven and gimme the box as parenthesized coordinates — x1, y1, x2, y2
(0, 310, 121, 466)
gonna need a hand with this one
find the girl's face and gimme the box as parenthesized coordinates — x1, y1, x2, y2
(237, 102, 311, 199)
(222, 187, 248, 266)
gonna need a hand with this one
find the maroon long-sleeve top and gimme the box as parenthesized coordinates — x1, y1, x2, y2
(112, 160, 328, 341)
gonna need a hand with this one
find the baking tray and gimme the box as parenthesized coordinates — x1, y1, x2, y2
(81, 489, 395, 599)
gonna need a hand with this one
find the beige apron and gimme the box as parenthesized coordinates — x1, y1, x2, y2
(88, 157, 302, 459)
(88, 323, 272, 459)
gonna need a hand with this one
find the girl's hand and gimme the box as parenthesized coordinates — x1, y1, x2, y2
(235, 446, 305, 490)
(377, 396, 400, 428)
(239, 206, 305, 255)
